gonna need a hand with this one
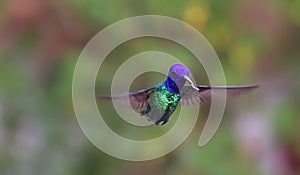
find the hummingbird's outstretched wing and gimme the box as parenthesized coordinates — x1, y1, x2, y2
(180, 85, 259, 106)
(97, 87, 156, 111)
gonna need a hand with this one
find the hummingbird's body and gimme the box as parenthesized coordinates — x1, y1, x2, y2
(98, 64, 258, 125)
(142, 78, 181, 125)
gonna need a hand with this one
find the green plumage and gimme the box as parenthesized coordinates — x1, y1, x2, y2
(154, 83, 180, 110)
(142, 83, 180, 125)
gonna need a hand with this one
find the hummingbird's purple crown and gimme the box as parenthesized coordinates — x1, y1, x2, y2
(164, 64, 191, 93)
(170, 64, 190, 76)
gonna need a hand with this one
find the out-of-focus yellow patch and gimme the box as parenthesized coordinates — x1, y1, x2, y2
(183, 5, 208, 30)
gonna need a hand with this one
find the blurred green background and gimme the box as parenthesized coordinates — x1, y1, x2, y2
(1, 0, 300, 175)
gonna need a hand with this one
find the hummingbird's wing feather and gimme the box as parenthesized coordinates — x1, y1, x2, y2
(97, 87, 156, 110)
(180, 85, 259, 106)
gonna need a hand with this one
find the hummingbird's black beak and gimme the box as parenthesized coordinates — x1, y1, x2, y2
(184, 75, 199, 91)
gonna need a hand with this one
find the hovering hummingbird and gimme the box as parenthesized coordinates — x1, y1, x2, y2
(98, 64, 258, 126)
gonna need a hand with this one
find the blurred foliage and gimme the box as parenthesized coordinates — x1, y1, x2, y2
(0, 0, 300, 175)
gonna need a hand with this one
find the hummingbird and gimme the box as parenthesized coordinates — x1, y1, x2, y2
(98, 64, 258, 126)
